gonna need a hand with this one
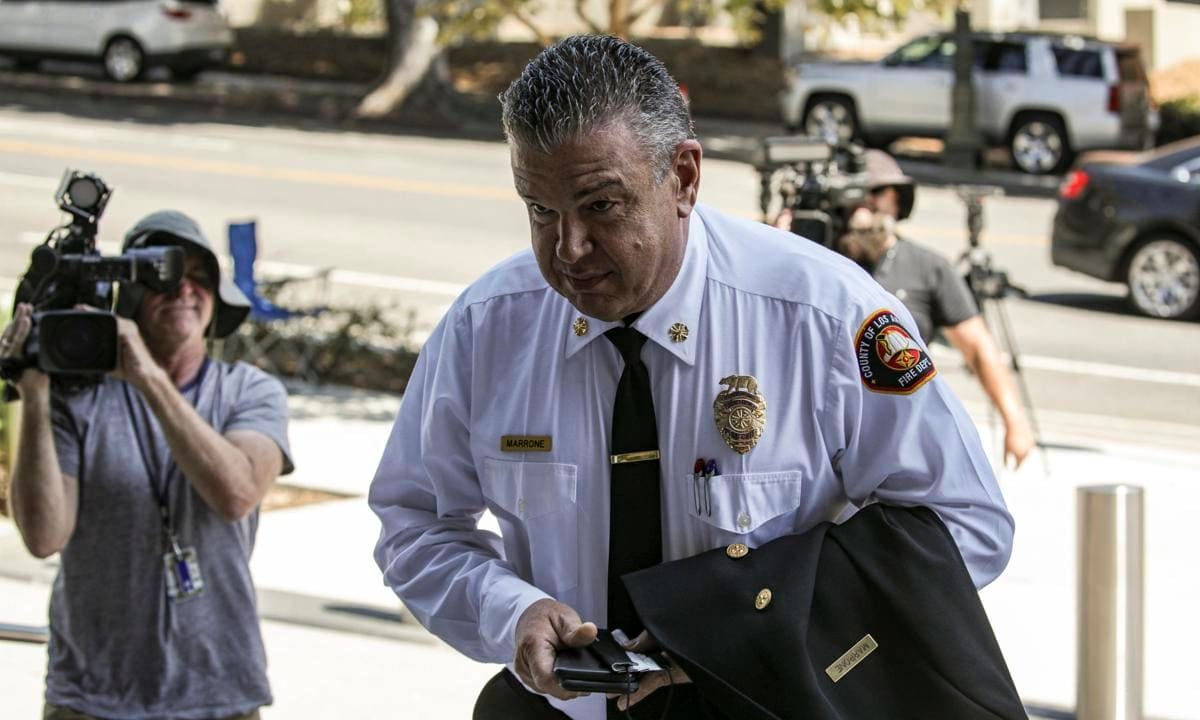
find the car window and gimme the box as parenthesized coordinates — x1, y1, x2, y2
(888, 35, 951, 67)
(1053, 47, 1104, 78)
(977, 41, 1028, 74)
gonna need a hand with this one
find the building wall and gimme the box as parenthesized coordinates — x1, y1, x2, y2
(1148, 1, 1200, 69)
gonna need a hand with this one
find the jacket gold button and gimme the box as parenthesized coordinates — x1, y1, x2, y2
(755, 588, 772, 611)
(726, 543, 749, 559)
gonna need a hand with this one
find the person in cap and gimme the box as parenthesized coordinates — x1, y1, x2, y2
(779, 149, 1035, 469)
(0, 210, 293, 720)
(370, 35, 1016, 720)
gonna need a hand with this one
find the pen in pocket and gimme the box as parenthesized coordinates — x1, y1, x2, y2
(703, 459, 717, 517)
(692, 458, 705, 515)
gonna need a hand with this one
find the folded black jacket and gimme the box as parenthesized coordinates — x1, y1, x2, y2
(622, 504, 1027, 720)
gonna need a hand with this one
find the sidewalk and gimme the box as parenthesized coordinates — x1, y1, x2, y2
(2, 375, 1197, 718)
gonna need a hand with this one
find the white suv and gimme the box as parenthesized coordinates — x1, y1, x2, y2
(782, 32, 1159, 175)
(0, 0, 232, 82)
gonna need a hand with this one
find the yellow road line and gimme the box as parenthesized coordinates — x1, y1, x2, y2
(0, 139, 515, 201)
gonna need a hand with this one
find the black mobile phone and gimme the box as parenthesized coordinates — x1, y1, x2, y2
(553, 629, 642, 695)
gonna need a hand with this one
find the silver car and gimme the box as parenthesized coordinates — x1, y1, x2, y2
(782, 32, 1158, 175)
(0, 0, 232, 82)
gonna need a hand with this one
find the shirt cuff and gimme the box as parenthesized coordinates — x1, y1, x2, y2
(479, 574, 553, 663)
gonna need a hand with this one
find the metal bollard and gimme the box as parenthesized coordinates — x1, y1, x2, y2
(1076, 485, 1144, 720)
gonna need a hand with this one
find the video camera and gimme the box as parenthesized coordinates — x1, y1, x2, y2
(0, 170, 184, 392)
(757, 136, 872, 248)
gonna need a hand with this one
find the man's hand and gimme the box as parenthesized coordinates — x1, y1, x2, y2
(609, 631, 692, 711)
(109, 314, 163, 391)
(1, 303, 49, 400)
(1004, 419, 1035, 470)
(513, 598, 598, 701)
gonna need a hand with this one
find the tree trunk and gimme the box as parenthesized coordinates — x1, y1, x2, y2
(353, 0, 442, 119)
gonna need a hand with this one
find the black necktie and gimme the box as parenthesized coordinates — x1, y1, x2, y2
(604, 326, 663, 637)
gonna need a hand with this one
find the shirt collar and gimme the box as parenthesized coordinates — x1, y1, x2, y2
(562, 213, 708, 365)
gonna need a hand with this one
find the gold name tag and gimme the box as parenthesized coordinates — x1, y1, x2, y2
(610, 450, 661, 464)
(500, 436, 552, 452)
(825, 634, 878, 683)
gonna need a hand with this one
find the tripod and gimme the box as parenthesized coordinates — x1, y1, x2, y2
(953, 186, 1048, 475)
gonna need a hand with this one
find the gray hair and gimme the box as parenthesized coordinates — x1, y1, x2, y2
(499, 35, 695, 182)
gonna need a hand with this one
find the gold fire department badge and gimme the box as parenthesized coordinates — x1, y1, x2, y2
(713, 374, 767, 454)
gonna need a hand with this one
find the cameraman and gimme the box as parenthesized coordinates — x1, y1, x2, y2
(0, 210, 293, 720)
(777, 150, 1034, 469)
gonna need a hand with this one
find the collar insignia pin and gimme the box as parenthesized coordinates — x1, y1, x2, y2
(713, 374, 766, 454)
(668, 322, 689, 343)
(572, 317, 589, 337)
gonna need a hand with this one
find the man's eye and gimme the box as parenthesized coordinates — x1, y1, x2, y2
(529, 203, 553, 216)
(589, 200, 615, 213)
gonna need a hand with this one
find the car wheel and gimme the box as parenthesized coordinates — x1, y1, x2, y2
(802, 96, 857, 146)
(1125, 236, 1200, 320)
(103, 36, 144, 83)
(1009, 114, 1071, 175)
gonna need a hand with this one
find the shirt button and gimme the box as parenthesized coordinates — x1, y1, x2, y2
(517, 498, 526, 515)
(737, 512, 752, 531)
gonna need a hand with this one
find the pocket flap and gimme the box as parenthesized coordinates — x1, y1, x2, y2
(692, 471, 803, 534)
(481, 457, 578, 519)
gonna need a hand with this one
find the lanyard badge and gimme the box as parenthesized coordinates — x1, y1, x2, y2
(124, 360, 212, 604)
(163, 539, 205, 603)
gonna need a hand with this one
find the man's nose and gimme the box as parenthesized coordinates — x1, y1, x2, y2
(556, 216, 592, 264)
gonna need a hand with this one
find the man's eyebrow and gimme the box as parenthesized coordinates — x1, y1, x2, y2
(574, 179, 622, 200)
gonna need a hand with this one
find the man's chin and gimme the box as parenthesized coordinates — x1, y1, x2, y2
(568, 295, 625, 323)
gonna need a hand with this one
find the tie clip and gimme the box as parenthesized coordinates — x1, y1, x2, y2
(610, 450, 661, 465)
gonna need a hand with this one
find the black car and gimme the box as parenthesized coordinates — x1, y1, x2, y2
(1051, 137, 1200, 320)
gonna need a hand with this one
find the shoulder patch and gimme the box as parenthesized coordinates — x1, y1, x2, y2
(853, 309, 937, 394)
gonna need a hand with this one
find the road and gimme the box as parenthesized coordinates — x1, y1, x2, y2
(1, 106, 1197, 450)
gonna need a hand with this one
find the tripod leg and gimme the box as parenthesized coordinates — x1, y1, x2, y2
(989, 297, 1051, 479)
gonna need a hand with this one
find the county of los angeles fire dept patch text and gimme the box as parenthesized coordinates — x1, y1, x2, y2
(854, 309, 937, 394)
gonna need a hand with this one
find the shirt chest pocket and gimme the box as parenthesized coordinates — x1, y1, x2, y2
(688, 470, 804, 546)
(480, 458, 579, 596)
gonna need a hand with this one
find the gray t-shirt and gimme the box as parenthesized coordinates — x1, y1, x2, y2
(46, 359, 293, 720)
(870, 237, 979, 343)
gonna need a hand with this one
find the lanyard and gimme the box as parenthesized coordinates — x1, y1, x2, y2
(122, 358, 210, 549)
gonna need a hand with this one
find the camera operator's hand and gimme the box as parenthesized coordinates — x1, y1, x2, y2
(609, 630, 691, 711)
(514, 598, 598, 700)
(109, 314, 163, 392)
(1, 303, 49, 400)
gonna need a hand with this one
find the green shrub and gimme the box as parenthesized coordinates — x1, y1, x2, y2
(1157, 95, 1200, 146)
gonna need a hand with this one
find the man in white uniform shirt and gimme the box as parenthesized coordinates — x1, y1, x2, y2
(370, 35, 1014, 720)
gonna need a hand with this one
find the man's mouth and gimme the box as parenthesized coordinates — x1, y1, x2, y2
(563, 271, 610, 291)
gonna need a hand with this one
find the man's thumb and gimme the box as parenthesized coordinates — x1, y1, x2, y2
(559, 618, 598, 647)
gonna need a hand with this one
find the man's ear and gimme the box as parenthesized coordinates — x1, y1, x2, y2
(672, 139, 702, 218)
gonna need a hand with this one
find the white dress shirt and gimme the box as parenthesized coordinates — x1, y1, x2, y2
(370, 203, 1014, 720)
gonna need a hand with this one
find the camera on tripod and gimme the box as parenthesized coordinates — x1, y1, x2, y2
(1, 170, 184, 386)
(757, 136, 872, 248)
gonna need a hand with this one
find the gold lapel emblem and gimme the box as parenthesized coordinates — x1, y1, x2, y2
(713, 374, 766, 455)
(572, 317, 589, 337)
(668, 322, 689, 343)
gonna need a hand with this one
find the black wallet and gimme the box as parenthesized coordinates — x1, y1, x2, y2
(553, 630, 643, 694)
